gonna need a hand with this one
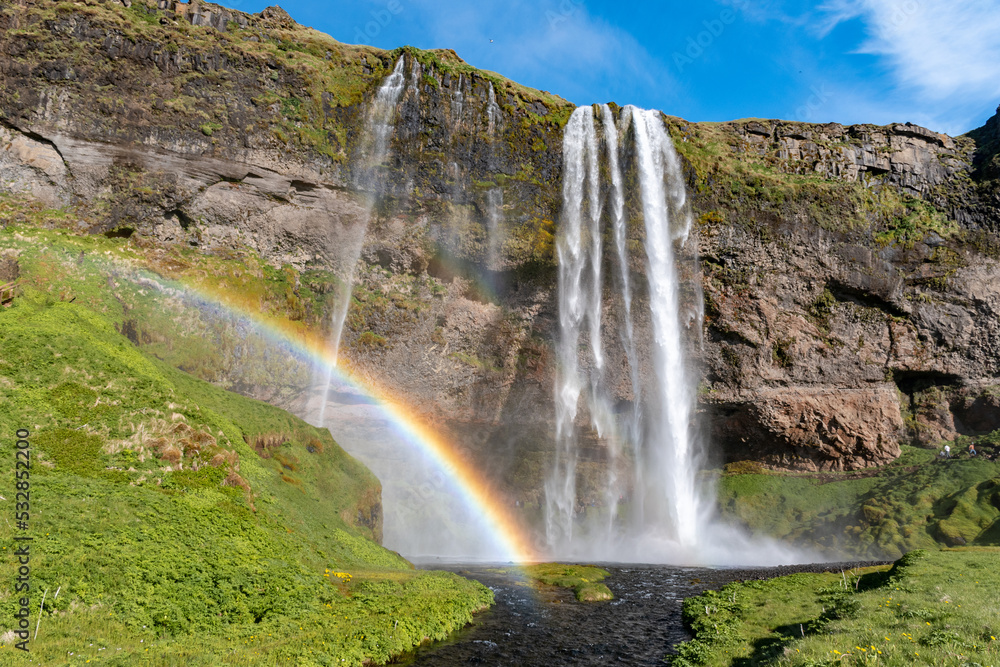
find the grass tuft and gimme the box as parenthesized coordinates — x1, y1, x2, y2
(521, 563, 614, 602)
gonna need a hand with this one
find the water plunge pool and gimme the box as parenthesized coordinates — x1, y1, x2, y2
(400, 561, 886, 666)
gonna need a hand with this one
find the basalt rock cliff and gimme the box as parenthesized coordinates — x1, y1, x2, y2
(2, 0, 999, 499)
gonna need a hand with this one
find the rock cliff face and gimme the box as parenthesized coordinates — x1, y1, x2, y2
(2, 0, 999, 492)
(670, 116, 1000, 470)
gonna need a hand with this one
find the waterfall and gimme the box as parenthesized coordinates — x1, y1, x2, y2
(600, 103, 641, 533)
(315, 56, 407, 426)
(630, 106, 703, 548)
(451, 74, 465, 120)
(487, 82, 501, 135)
(485, 82, 504, 274)
(545, 104, 708, 559)
(361, 56, 408, 193)
(485, 188, 503, 271)
(545, 106, 604, 551)
(408, 58, 422, 103)
(307, 57, 526, 561)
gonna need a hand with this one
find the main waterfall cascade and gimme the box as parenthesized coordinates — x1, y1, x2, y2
(545, 104, 707, 559)
(544, 105, 796, 564)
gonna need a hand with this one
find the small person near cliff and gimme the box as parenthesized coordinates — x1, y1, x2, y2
(968, 443, 977, 457)
(939, 444, 951, 459)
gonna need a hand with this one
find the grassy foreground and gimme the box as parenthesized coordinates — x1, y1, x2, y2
(0, 272, 491, 662)
(670, 548, 1000, 667)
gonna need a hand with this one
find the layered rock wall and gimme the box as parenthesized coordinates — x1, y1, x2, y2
(2, 0, 999, 481)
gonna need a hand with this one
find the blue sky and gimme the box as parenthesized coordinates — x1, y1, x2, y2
(235, 0, 1000, 136)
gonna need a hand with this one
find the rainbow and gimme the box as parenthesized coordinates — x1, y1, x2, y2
(131, 266, 539, 563)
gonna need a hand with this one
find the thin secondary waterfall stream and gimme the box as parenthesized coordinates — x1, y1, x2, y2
(314, 55, 406, 428)
(485, 82, 505, 276)
(307, 56, 523, 561)
(329, 55, 407, 367)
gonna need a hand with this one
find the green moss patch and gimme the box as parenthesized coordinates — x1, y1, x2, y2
(665, 118, 973, 260)
(521, 563, 614, 602)
(575, 582, 614, 602)
(34, 428, 104, 476)
(718, 446, 1000, 558)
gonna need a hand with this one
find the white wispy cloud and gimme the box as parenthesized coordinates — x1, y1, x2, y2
(818, 0, 1000, 102)
(716, 0, 801, 25)
(398, 0, 679, 109)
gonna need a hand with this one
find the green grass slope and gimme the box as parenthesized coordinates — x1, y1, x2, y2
(670, 548, 1000, 667)
(719, 445, 1000, 559)
(0, 292, 491, 665)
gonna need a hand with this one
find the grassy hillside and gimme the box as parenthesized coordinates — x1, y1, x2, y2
(670, 548, 1000, 666)
(719, 445, 1000, 559)
(0, 223, 492, 664)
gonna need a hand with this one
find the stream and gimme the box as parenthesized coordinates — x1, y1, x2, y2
(399, 561, 885, 666)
